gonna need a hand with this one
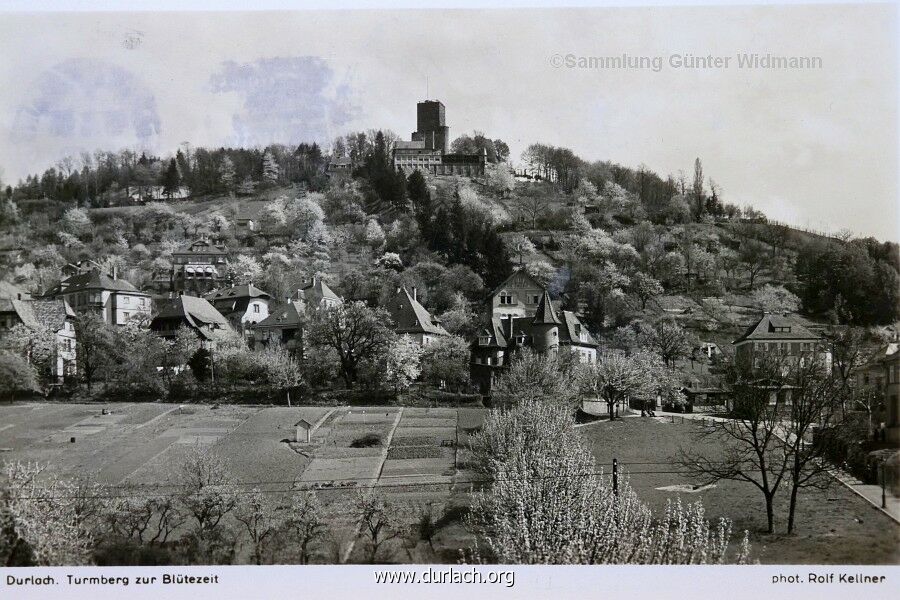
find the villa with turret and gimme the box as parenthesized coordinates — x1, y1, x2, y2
(470, 284, 598, 395)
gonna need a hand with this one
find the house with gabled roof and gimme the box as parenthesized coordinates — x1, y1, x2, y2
(0, 296, 77, 382)
(251, 277, 343, 355)
(471, 291, 598, 394)
(205, 283, 272, 336)
(385, 287, 449, 346)
(488, 268, 547, 319)
(149, 295, 232, 342)
(43, 268, 151, 326)
(733, 313, 829, 371)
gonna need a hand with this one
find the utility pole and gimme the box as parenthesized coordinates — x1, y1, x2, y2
(612, 458, 618, 496)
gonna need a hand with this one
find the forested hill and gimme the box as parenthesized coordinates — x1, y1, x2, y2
(0, 132, 897, 347)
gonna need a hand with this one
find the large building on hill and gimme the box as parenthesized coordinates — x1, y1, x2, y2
(392, 100, 487, 176)
(171, 239, 229, 295)
(471, 291, 598, 394)
(43, 268, 151, 326)
(732, 313, 830, 370)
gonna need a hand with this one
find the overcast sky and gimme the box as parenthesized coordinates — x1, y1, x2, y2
(0, 5, 896, 240)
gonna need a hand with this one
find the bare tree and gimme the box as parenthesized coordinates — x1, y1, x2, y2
(353, 490, 402, 564)
(680, 362, 791, 534)
(234, 488, 284, 565)
(283, 491, 327, 564)
(177, 444, 238, 563)
(782, 362, 846, 533)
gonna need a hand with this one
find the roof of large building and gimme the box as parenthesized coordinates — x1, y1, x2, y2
(151, 295, 231, 337)
(387, 287, 448, 336)
(733, 314, 820, 344)
(47, 269, 146, 296)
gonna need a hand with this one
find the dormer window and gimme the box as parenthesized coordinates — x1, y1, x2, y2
(478, 336, 491, 346)
(515, 333, 527, 345)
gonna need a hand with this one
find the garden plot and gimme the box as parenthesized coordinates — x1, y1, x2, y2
(296, 409, 402, 490)
(213, 408, 327, 489)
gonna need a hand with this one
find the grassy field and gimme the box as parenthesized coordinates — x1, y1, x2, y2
(0, 402, 487, 564)
(579, 418, 900, 565)
(2, 402, 894, 564)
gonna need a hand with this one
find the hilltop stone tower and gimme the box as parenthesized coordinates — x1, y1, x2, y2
(531, 291, 561, 355)
(411, 100, 450, 153)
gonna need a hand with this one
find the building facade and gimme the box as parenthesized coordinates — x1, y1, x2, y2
(470, 291, 598, 394)
(0, 296, 77, 382)
(488, 269, 548, 319)
(44, 269, 151, 326)
(392, 100, 487, 176)
(733, 314, 830, 371)
(171, 239, 229, 295)
(251, 278, 343, 355)
(855, 343, 900, 442)
(205, 283, 272, 337)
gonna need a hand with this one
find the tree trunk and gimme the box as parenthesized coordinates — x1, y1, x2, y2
(764, 492, 775, 534)
(787, 484, 800, 534)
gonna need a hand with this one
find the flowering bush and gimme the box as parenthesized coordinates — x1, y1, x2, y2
(466, 400, 750, 564)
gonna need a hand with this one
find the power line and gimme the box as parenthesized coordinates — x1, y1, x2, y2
(3, 465, 830, 501)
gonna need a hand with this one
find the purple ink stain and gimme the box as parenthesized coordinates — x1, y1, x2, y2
(13, 58, 161, 148)
(209, 56, 358, 147)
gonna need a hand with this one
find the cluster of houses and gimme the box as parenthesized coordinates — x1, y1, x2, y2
(0, 238, 897, 442)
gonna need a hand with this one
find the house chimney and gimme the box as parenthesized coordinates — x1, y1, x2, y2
(112, 264, 118, 280)
(412, 287, 417, 302)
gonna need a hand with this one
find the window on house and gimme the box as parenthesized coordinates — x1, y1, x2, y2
(253, 305, 260, 313)
(122, 296, 130, 304)
(532, 295, 540, 304)
(499, 293, 512, 305)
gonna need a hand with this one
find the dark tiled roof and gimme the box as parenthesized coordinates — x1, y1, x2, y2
(475, 311, 596, 349)
(0, 298, 73, 331)
(151, 296, 231, 332)
(733, 314, 820, 344)
(0, 298, 38, 327)
(387, 288, 448, 336)
(30, 299, 74, 331)
(49, 269, 145, 295)
(532, 291, 562, 325)
(255, 301, 305, 329)
(298, 279, 341, 303)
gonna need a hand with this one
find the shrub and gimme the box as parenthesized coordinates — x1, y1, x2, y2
(350, 433, 382, 448)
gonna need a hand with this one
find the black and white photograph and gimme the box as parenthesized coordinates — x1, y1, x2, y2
(0, 1, 897, 598)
